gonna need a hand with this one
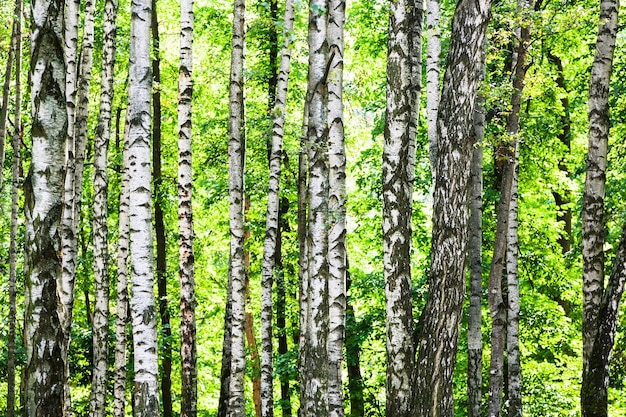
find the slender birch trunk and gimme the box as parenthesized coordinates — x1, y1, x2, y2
(259, 0, 296, 414)
(7, 3, 22, 414)
(382, 0, 421, 414)
(581, 0, 619, 376)
(301, 0, 330, 414)
(114, 115, 130, 417)
(227, 0, 247, 413)
(327, 0, 346, 415)
(178, 0, 197, 414)
(581, 0, 619, 415)
(89, 0, 118, 412)
(128, 0, 160, 411)
(218, 277, 234, 417)
(24, 0, 67, 413)
(426, 0, 440, 177)
(413, 0, 491, 414)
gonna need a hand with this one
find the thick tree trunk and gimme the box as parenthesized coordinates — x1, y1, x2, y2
(24, 0, 67, 413)
(89, 0, 118, 413)
(114, 116, 130, 417)
(260, 0, 296, 414)
(382, 0, 422, 415)
(178, 0, 197, 414)
(7, 2, 22, 414)
(426, 0, 440, 177)
(128, 0, 160, 411)
(413, 0, 491, 414)
(581, 0, 618, 376)
(327, 0, 346, 415)
(581, 0, 619, 414)
(227, 0, 247, 413)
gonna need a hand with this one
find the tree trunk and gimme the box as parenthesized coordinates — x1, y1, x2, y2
(227, 0, 247, 413)
(0, 0, 18, 193)
(301, 0, 330, 413)
(23, 0, 67, 413)
(89, 0, 118, 412)
(178, 0, 197, 414)
(114, 114, 130, 417)
(426, 0, 440, 177)
(581, 0, 618, 376)
(467, 39, 486, 415)
(218, 278, 234, 417)
(382, 0, 422, 414)
(346, 271, 365, 417)
(327, 0, 346, 415)
(128, 0, 160, 411)
(581, 0, 619, 414)
(276, 201, 292, 417)
(260, 0, 296, 414)
(7, 2, 22, 413)
(413, 0, 491, 414)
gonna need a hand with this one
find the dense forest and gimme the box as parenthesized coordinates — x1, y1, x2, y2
(1, 0, 626, 415)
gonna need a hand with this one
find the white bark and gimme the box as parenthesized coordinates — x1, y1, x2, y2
(426, 0, 440, 177)
(128, 0, 160, 412)
(227, 0, 247, 414)
(90, 0, 118, 413)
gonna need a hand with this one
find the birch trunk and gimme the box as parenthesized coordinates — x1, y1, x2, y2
(7, 2, 22, 414)
(227, 0, 247, 413)
(89, 0, 117, 412)
(301, 0, 330, 414)
(128, 0, 160, 411)
(327, 0, 346, 415)
(413, 0, 491, 414)
(114, 115, 130, 417)
(581, 0, 618, 375)
(178, 0, 197, 414)
(260, 0, 296, 414)
(581, 0, 619, 414)
(426, 0, 440, 177)
(382, 0, 421, 414)
(218, 277, 234, 417)
(24, 0, 67, 412)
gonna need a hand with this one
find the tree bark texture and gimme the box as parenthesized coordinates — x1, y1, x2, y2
(426, 0, 441, 177)
(260, 0, 296, 414)
(581, 0, 619, 375)
(128, 0, 160, 411)
(227, 0, 247, 413)
(24, 0, 67, 413)
(382, 0, 422, 414)
(89, 0, 118, 413)
(7, 2, 22, 413)
(327, 0, 346, 415)
(301, 0, 330, 414)
(178, 0, 197, 414)
(413, 0, 491, 415)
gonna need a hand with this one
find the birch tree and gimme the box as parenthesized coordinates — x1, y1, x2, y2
(413, 0, 491, 413)
(382, 0, 421, 414)
(128, 0, 160, 411)
(581, 0, 620, 415)
(178, 0, 197, 414)
(24, 0, 67, 412)
(227, 0, 247, 413)
(89, 0, 118, 412)
(426, 0, 440, 176)
(259, 0, 296, 414)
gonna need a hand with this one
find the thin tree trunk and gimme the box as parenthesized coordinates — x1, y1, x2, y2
(413, 0, 491, 414)
(245, 268, 262, 417)
(467, 39, 486, 415)
(260, 0, 296, 414)
(7, 2, 22, 413)
(128, 0, 160, 410)
(581, 0, 619, 414)
(581, 0, 619, 377)
(426, 0, 440, 177)
(276, 200, 292, 417)
(227, 0, 247, 412)
(301, 0, 330, 413)
(382, 0, 422, 415)
(218, 278, 234, 417)
(114, 114, 130, 417)
(178, 0, 197, 414)
(327, 0, 346, 415)
(89, 0, 118, 412)
(24, 0, 67, 413)
(346, 270, 365, 417)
